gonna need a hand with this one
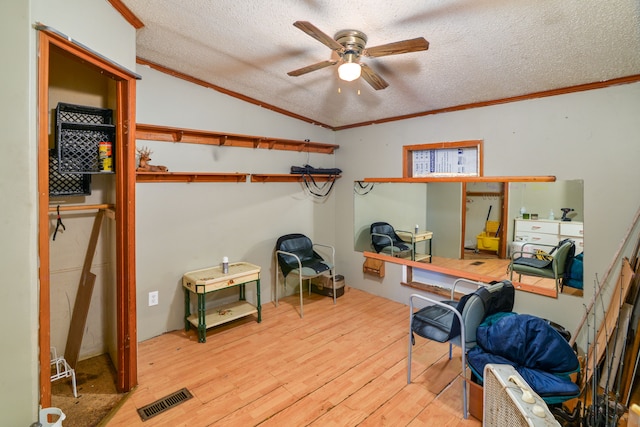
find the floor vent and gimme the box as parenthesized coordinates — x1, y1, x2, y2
(137, 387, 193, 421)
(470, 261, 485, 266)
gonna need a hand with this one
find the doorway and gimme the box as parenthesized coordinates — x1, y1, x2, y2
(461, 181, 508, 260)
(37, 28, 138, 407)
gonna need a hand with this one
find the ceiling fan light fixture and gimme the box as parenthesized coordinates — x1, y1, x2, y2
(338, 53, 361, 82)
(338, 62, 361, 81)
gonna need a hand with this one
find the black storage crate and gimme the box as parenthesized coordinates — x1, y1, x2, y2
(55, 103, 115, 174)
(49, 151, 91, 197)
(57, 122, 115, 173)
(56, 102, 113, 125)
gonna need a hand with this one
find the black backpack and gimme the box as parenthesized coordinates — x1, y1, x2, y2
(557, 238, 576, 277)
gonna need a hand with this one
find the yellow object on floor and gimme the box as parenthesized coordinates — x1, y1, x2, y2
(477, 221, 500, 252)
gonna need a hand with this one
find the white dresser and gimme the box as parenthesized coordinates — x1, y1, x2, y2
(559, 221, 584, 254)
(513, 219, 584, 255)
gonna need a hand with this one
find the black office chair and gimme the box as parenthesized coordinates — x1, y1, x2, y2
(275, 233, 335, 318)
(370, 222, 412, 258)
(408, 279, 515, 419)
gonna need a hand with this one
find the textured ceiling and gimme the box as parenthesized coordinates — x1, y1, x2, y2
(121, 0, 640, 129)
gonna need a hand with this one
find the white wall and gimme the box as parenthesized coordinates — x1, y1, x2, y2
(0, 1, 40, 424)
(134, 67, 337, 341)
(334, 83, 640, 349)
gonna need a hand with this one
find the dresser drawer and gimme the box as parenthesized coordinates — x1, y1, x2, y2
(515, 220, 559, 235)
(514, 231, 559, 246)
(560, 222, 584, 238)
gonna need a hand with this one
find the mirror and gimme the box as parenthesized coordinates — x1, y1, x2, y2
(354, 179, 584, 298)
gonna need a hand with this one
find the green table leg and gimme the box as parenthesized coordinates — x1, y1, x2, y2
(412, 238, 416, 261)
(184, 288, 191, 331)
(197, 293, 206, 343)
(256, 278, 262, 323)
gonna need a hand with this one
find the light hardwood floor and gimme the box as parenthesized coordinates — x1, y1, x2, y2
(431, 254, 583, 297)
(104, 288, 481, 426)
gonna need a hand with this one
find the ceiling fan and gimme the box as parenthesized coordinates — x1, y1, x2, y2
(287, 21, 429, 90)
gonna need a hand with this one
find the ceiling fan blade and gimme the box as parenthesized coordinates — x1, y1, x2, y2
(364, 37, 429, 57)
(360, 63, 389, 90)
(293, 21, 344, 52)
(287, 60, 338, 77)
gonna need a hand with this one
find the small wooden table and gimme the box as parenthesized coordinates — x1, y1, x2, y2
(397, 230, 433, 262)
(182, 262, 261, 343)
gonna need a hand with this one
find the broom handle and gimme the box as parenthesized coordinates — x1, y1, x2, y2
(570, 205, 640, 346)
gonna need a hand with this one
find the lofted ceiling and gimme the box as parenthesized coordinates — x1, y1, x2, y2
(119, 0, 640, 129)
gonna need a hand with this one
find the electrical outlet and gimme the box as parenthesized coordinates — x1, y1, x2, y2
(148, 291, 159, 306)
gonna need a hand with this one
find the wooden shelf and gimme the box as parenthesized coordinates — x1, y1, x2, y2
(186, 301, 258, 330)
(414, 253, 432, 262)
(136, 123, 339, 154)
(135, 172, 341, 183)
(250, 174, 340, 183)
(363, 175, 556, 183)
(467, 191, 503, 197)
(48, 203, 115, 212)
(136, 172, 248, 183)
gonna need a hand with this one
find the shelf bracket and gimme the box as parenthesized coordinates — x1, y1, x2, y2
(170, 131, 183, 142)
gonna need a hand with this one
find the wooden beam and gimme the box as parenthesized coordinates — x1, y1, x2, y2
(37, 30, 52, 408)
(49, 204, 114, 212)
(64, 210, 105, 368)
(116, 77, 138, 391)
(107, 0, 145, 29)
